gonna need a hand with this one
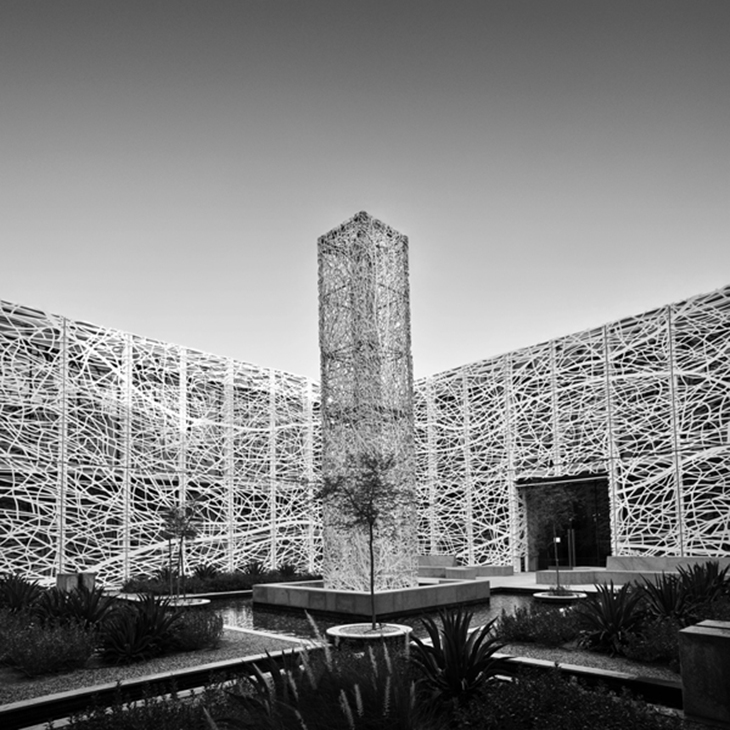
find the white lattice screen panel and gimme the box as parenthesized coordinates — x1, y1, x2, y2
(0, 301, 319, 585)
(554, 327, 609, 470)
(413, 286, 730, 566)
(2, 283, 729, 583)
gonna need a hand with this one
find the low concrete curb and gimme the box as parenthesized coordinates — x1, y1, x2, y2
(499, 653, 683, 709)
(0, 639, 684, 728)
(0, 646, 317, 730)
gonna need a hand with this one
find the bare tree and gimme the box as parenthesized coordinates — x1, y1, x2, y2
(318, 451, 397, 630)
(160, 501, 200, 597)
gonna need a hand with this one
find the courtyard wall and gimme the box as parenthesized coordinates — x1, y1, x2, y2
(2, 285, 729, 582)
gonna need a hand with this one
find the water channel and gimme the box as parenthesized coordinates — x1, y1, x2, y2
(212, 592, 534, 639)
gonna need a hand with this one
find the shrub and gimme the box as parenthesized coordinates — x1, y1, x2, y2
(193, 562, 219, 580)
(620, 574, 730, 671)
(34, 585, 119, 631)
(153, 565, 178, 586)
(0, 573, 42, 611)
(121, 575, 167, 595)
(171, 608, 224, 651)
(239, 559, 266, 577)
(702, 595, 730, 621)
(0, 608, 33, 662)
(212, 644, 437, 730)
(100, 594, 180, 664)
(122, 568, 320, 596)
(411, 607, 508, 705)
(454, 669, 688, 729)
(66, 683, 232, 730)
(494, 603, 581, 646)
(176, 575, 208, 594)
(276, 561, 299, 579)
(207, 572, 256, 592)
(623, 616, 681, 669)
(3, 619, 96, 676)
(576, 582, 644, 654)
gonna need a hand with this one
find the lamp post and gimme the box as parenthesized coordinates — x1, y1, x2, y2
(553, 533, 562, 592)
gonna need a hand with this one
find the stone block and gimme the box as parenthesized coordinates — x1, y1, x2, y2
(679, 620, 730, 728)
(473, 566, 514, 577)
(56, 572, 96, 592)
(418, 566, 446, 578)
(535, 569, 601, 585)
(445, 567, 477, 580)
(418, 555, 457, 568)
(607, 556, 730, 572)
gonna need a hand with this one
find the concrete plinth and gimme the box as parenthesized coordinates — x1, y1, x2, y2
(679, 620, 730, 728)
(607, 556, 730, 572)
(56, 572, 96, 592)
(418, 556, 513, 580)
(536, 568, 667, 586)
(537, 557, 730, 588)
(326, 623, 412, 648)
(534, 591, 587, 604)
(252, 578, 491, 619)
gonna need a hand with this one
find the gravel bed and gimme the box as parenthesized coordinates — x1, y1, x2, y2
(0, 628, 308, 707)
(0, 633, 680, 709)
(499, 642, 680, 683)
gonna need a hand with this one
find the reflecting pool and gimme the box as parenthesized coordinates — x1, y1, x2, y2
(213, 592, 533, 639)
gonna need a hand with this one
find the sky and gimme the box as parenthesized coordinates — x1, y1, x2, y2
(1, 1, 728, 383)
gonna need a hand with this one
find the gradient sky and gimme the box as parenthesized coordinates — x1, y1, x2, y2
(1, 1, 728, 382)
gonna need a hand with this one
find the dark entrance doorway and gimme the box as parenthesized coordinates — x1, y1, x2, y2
(519, 473, 612, 571)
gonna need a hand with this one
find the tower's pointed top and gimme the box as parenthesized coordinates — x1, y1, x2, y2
(319, 211, 406, 243)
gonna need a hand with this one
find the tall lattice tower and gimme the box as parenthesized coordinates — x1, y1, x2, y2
(318, 211, 418, 590)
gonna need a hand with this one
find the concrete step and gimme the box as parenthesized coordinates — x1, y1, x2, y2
(418, 564, 514, 580)
(535, 568, 673, 586)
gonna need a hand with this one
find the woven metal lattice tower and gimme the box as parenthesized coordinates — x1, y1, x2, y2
(318, 211, 418, 590)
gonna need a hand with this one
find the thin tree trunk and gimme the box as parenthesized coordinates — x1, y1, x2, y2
(168, 539, 173, 595)
(553, 524, 561, 592)
(177, 537, 183, 597)
(369, 523, 376, 630)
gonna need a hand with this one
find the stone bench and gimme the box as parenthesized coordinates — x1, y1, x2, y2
(418, 555, 513, 580)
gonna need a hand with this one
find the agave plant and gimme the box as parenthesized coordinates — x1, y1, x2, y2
(411, 607, 507, 704)
(153, 565, 178, 587)
(576, 581, 644, 654)
(276, 561, 300, 579)
(34, 584, 119, 630)
(218, 649, 306, 727)
(193, 562, 219, 580)
(677, 560, 730, 606)
(240, 559, 266, 577)
(207, 643, 434, 730)
(100, 593, 180, 663)
(638, 573, 692, 625)
(0, 573, 42, 611)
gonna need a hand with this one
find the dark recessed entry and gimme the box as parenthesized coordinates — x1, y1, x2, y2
(518, 473, 612, 571)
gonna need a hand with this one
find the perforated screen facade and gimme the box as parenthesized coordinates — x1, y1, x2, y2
(0, 301, 319, 584)
(2, 285, 729, 583)
(415, 286, 730, 567)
